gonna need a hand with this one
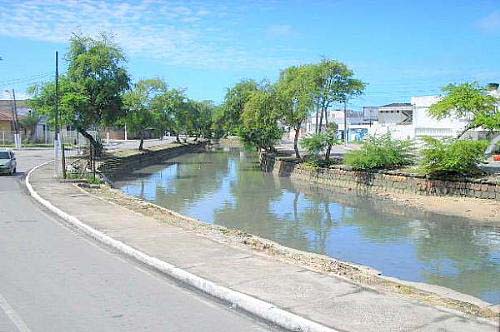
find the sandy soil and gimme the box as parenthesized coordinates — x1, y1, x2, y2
(376, 191, 500, 223)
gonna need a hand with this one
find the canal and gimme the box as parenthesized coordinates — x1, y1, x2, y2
(114, 149, 500, 304)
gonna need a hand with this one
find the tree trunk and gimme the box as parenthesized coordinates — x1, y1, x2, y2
(138, 131, 144, 151)
(318, 109, 324, 133)
(77, 127, 103, 157)
(324, 107, 328, 126)
(176, 133, 181, 143)
(325, 144, 332, 161)
(293, 125, 301, 160)
(315, 108, 319, 134)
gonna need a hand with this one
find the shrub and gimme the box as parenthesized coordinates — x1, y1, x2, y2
(300, 123, 340, 160)
(344, 134, 414, 170)
(419, 137, 488, 176)
(300, 132, 327, 156)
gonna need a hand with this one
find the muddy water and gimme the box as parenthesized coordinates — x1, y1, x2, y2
(115, 149, 500, 304)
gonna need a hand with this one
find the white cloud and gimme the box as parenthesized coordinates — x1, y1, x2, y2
(477, 11, 500, 33)
(0, 0, 300, 70)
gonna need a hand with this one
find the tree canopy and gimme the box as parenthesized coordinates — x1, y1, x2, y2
(29, 34, 130, 155)
(429, 82, 499, 138)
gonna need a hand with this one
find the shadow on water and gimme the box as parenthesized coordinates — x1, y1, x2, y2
(114, 149, 500, 304)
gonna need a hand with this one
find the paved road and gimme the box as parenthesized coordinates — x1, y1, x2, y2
(0, 149, 275, 331)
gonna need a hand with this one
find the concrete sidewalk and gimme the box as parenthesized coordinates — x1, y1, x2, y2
(29, 162, 498, 332)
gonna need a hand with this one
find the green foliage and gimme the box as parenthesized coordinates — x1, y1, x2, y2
(29, 34, 130, 155)
(19, 111, 42, 142)
(344, 134, 414, 170)
(276, 65, 316, 158)
(300, 133, 327, 156)
(419, 137, 488, 176)
(65, 33, 130, 128)
(240, 88, 283, 151)
(122, 78, 167, 149)
(215, 80, 259, 135)
(428, 83, 499, 136)
(192, 100, 215, 139)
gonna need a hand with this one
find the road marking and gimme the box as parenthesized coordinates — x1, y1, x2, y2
(0, 292, 31, 332)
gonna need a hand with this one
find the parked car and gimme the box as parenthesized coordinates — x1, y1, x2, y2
(0, 149, 17, 175)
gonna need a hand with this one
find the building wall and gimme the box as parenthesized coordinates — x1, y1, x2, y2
(411, 96, 467, 138)
(378, 105, 413, 125)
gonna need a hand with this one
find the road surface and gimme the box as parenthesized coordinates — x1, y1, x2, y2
(0, 149, 275, 331)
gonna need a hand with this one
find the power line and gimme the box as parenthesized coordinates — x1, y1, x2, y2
(0, 72, 52, 86)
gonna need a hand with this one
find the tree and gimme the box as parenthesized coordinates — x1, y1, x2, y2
(122, 79, 167, 150)
(29, 34, 130, 156)
(19, 110, 42, 142)
(192, 100, 215, 140)
(311, 60, 365, 134)
(240, 88, 283, 152)
(216, 80, 259, 135)
(429, 83, 499, 138)
(276, 65, 315, 159)
(300, 123, 340, 161)
(324, 122, 340, 161)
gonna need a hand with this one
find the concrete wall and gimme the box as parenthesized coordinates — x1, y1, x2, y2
(262, 153, 500, 200)
(99, 143, 207, 182)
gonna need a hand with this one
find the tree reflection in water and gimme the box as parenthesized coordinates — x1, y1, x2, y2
(116, 149, 500, 304)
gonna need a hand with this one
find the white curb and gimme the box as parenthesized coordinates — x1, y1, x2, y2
(26, 161, 337, 332)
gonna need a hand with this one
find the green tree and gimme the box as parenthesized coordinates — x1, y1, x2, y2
(29, 34, 130, 156)
(19, 110, 42, 142)
(65, 34, 130, 155)
(155, 88, 188, 143)
(240, 88, 283, 152)
(192, 100, 215, 140)
(311, 60, 365, 134)
(429, 83, 499, 138)
(276, 65, 315, 159)
(300, 123, 340, 161)
(216, 80, 259, 135)
(122, 78, 167, 150)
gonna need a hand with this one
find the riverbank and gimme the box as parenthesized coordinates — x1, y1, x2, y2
(262, 153, 500, 223)
(95, 144, 498, 318)
(27, 160, 499, 331)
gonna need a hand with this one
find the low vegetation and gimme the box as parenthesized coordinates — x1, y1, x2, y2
(419, 137, 488, 176)
(344, 134, 414, 170)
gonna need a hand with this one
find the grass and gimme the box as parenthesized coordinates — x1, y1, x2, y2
(66, 171, 104, 185)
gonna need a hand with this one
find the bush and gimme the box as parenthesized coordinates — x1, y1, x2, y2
(300, 123, 340, 160)
(419, 137, 487, 176)
(344, 134, 414, 170)
(300, 133, 327, 156)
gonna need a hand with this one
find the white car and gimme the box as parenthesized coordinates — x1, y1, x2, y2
(0, 150, 17, 175)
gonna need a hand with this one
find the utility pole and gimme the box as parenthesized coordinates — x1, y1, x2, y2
(12, 89, 20, 149)
(54, 51, 66, 177)
(343, 101, 348, 145)
(6, 89, 20, 149)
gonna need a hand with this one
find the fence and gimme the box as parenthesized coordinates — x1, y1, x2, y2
(0, 130, 89, 147)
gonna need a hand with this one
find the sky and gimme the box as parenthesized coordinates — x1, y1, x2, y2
(0, 0, 499, 110)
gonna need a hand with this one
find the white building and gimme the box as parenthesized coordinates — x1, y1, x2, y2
(369, 96, 471, 140)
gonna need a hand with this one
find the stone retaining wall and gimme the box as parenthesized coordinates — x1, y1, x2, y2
(263, 153, 500, 200)
(99, 143, 206, 181)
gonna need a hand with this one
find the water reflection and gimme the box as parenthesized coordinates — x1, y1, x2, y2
(116, 149, 500, 303)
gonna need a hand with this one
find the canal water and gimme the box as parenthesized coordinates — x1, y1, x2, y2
(115, 149, 500, 304)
